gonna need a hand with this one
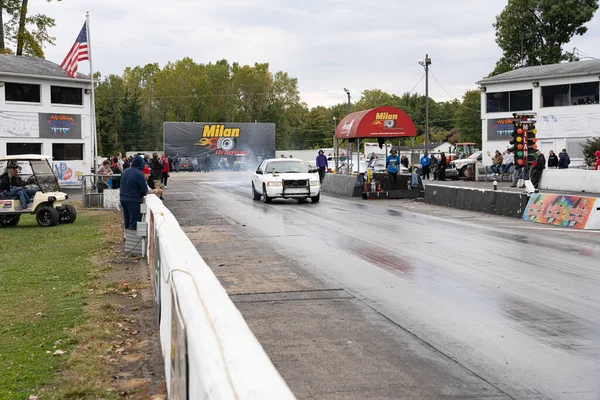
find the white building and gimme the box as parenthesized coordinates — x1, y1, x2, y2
(477, 60, 600, 166)
(0, 54, 93, 186)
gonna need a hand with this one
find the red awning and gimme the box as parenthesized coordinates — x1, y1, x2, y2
(334, 106, 417, 139)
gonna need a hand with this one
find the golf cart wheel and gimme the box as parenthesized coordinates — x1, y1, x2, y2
(36, 206, 60, 227)
(0, 215, 20, 227)
(311, 193, 320, 203)
(262, 185, 272, 204)
(252, 183, 261, 201)
(62, 204, 77, 224)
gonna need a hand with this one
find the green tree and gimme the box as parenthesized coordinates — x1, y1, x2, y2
(1, 0, 60, 57)
(454, 90, 482, 146)
(299, 107, 332, 149)
(491, 0, 599, 75)
(581, 137, 600, 166)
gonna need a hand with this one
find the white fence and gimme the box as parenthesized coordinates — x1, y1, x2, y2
(143, 195, 295, 399)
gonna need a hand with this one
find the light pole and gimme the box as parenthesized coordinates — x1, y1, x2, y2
(418, 54, 432, 156)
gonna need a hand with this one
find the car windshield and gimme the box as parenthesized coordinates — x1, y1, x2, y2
(266, 160, 309, 174)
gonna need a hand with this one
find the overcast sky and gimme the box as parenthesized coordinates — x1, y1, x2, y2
(29, 0, 600, 107)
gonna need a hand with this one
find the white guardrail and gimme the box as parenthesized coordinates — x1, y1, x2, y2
(143, 195, 295, 399)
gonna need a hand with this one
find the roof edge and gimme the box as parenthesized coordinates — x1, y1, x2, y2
(477, 70, 600, 85)
(0, 70, 95, 84)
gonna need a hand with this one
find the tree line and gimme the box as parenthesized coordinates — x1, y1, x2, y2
(93, 58, 483, 156)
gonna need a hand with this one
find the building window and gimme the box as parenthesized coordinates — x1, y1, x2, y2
(7, 142, 42, 155)
(487, 90, 533, 113)
(4, 82, 41, 103)
(487, 92, 509, 113)
(542, 85, 569, 107)
(541, 81, 599, 107)
(51, 86, 83, 105)
(565, 138, 585, 159)
(510, 90, 532, 111)
(570, 82, 599, 105)
(53, 144, 84, 160)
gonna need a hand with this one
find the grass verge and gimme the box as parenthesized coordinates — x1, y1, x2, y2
(0, 207, 122, 400)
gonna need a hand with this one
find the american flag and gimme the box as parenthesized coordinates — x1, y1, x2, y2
(60, 22, 89, 78)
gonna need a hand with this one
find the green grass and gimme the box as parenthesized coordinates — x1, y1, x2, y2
(0, 211, 113, 400)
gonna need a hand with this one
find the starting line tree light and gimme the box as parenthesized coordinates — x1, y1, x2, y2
(511, 113, 538, 193)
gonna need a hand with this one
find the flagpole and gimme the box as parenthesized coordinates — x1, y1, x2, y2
(86, 11, 97, 172)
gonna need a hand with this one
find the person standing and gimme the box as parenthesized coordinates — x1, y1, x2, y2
(204, 154, 211, 172)
(116, 152, 124, 172)
(530, 150, 546, 189)
(547, 150, 558, 168)
(420, 152, 431, 180)
(119, 156, 148, 230)
(174, 154, 180, 172)
(316, 149, 328, 183)
(386, 149, 401, 190)
(558, 149, 570, 169)
(429, 154, 438, 180)
(437, 152, 447, 181)
(149, 153, 163, 189)
(161, 155, 170, 188)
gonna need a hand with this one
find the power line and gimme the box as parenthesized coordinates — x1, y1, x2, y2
(429, 69, 480, 114)
(409, 73, 426, 94)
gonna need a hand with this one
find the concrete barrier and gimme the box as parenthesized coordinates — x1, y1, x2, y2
(321, 174, 362, 197)
(522, 193, 600, 230)
(144, 195, 295, 399)
(424, 184, 529, 218)
(539, 169, 600, 193)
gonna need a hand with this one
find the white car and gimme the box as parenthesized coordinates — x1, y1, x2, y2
(449, 151, 483, 176)
(252, 159, 321, 203)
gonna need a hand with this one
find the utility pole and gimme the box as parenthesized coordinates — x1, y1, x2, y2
(419, 55, 432, 156)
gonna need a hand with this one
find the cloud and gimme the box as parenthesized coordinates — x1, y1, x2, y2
(27, 0, 600, 107)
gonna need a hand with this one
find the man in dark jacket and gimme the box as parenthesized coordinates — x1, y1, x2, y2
(316, 149, 328, 183)
(530, 150, 546, 189)
(149, 153, 163, 189)
(558, 149, 570, 169)
(119, 156, 148, 230)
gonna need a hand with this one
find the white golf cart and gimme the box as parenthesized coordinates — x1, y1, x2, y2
(0, 155, 75, 227)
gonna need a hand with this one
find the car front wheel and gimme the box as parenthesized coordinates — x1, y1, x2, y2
(460, 166, 467, 177)
(311, 193, 320, 203)
(262, 185, 272, 204)
(252, 183, 261, 201)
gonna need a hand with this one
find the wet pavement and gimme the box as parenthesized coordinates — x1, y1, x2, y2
(164, 171, 600, 400)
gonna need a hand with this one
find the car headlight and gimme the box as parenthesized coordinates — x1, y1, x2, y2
(266, 181, 282, 187)
(310, 180, 320, 186)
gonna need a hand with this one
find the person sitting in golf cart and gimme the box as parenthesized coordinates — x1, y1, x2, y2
(0, 162, 40, 208)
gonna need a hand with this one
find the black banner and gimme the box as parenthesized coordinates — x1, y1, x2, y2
(164, 122, 276, 162)
(487, 117, 514, 141)
(39, 113, 82, 139)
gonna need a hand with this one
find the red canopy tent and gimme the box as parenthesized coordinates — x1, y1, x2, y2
(335, 106, 417, 139)
(334, 106, 417, 173)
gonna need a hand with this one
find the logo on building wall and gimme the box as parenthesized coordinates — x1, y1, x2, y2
(39, 113, 82, 139)
(46, 114, 76, 136)
(194, 124, 249, 155)
(54, 162, 73, 181)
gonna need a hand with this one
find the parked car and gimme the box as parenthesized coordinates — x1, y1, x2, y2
(366, 158, 409, 175)
(0, 155, 75, 227)
(449, 151, 483, 177)
(252, 159, 321, 203)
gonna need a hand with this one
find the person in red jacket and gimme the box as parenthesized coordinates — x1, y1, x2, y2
(595, 150, 600, 170)
(161, 155, 170, 188)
